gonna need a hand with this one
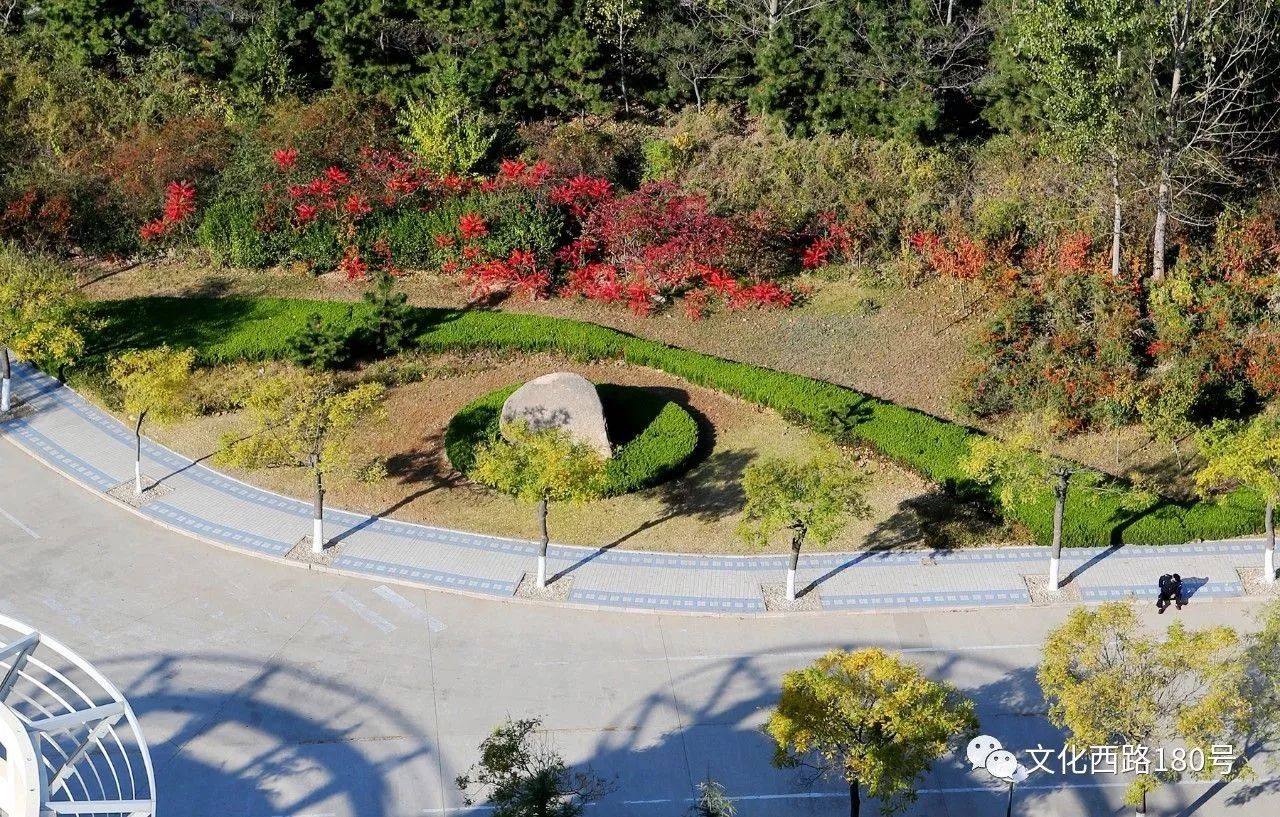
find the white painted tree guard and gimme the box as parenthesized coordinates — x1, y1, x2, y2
(0, 615, 156, 817)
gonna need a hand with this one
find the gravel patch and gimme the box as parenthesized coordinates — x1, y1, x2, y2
(0, 397, 35, 421)
(1237, 567, 1280, 597)
(514, 572, 574, 602)
(286, 536, 342, 566)
(1024, 574, 1083, 605)
(761, 582, 823, 612)
(107, 476, 174, 508)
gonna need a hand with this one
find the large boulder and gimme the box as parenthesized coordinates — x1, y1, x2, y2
(500, 372, 612, 458)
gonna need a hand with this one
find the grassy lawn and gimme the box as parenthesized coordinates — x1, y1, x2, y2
(80, 259, 1180, 483)
(70, 282, 1266, 547)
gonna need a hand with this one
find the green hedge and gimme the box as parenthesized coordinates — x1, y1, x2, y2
(80, 295, 1264, 546)
(196, 197, 275, 268)
(444, 383, 700, 496)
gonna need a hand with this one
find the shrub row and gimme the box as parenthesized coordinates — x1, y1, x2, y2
(81, 296, 1264, 546)
(443, 383, 700, 496)
(596, 384, 700, 494)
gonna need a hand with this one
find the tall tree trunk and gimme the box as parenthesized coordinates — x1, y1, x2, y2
(1050, 471, 1069, 589)
(617, 17, 629, 113)
(1152, 161, 1172, 282)
(537, 496, 550, 588)
(1110, 46, 1123, 279)
(1111, 155, 1123, 278)
(1266, 498, 1276, 583)
(133, 410, 147, 495)
(312, 462, 325, 554)
(849, 780, 860, 817)
(786, 526, 804, 601)
(1137, 787, 1146, 816)
(1152, 49, 1183, 283)
(1, 346, 10, 412)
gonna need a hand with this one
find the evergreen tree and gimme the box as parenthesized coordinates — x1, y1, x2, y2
(360, 272, 414, 357)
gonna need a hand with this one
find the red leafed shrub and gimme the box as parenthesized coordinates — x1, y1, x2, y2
(909, 229, 993, 282)
(139, 180, 197, 242)
(189, 141, 794, 316)
(550, 174, 613, 219)
(801, 211, 858, 270)
(1, 188, 73, 249)
(463, 249, 552, 300)
(458, 212, 489, 240)
(338, 248, 368, 280)
(272, 148, 299, 171)
(564, 181, 733, 297)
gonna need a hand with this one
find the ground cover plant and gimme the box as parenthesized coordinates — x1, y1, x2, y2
(74, 295, 1266, 547)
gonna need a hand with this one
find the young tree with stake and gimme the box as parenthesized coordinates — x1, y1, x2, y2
(964, 429, 1086, 590)
(1195, 409, 1280, 583)
(472, 423, 607, 589)
(0, 249, 83, 413)
(766, 648, 977, 817)
(108, 346, 196, 494)
(739, 450, 869, 602)
(219, 368, 386, 552)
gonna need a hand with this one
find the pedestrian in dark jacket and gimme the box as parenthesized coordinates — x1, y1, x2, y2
(1157, 573, 1184, 613)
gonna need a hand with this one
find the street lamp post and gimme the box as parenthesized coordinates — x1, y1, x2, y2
(967, 735, 1031, 817)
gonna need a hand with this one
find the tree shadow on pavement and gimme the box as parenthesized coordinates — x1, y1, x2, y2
(101, 652, 436, 817)
(575, 639, 1111, 817)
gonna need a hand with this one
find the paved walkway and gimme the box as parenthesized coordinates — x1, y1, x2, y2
(1, 361, 1271, 614)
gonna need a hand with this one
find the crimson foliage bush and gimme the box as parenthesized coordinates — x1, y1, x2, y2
(187, 148, 794, 316)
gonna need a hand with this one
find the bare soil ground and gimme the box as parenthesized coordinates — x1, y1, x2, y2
(82, 259, 1177, 488)
(125, 351, 1001, 554)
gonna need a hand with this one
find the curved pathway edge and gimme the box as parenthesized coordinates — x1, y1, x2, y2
(0, 361, 1267, 615)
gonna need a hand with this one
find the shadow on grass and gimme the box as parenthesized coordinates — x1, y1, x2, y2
(657, 448, 755, 524)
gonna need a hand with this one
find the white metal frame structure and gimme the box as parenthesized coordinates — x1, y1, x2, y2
(0, 615, 156, 817)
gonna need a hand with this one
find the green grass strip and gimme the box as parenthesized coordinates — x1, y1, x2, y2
(80, 296, 1263, 547)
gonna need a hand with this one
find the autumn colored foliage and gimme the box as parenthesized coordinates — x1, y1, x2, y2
(170, 145, 794, 316)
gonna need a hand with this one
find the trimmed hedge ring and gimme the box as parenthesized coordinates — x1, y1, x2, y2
(445, 382, 700, 496)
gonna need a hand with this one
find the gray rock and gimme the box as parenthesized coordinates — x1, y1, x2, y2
(500, 372, 612, 458)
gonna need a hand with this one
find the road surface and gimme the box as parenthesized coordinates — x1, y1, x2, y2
(1, 442, 1276, 816)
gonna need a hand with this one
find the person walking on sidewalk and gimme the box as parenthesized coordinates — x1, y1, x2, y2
(1157, 573, 1184, 613)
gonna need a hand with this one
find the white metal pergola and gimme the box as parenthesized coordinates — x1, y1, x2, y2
(0, 615, 156, 817)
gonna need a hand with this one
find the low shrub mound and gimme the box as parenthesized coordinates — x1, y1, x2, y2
(445, 383, 700, 496)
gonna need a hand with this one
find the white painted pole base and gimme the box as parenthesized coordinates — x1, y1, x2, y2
(536, 554, 547, 588)
(312, 517, 324, 553)
(1266, 548, 1276, 583)
(1, 377, 10, 412)
(1048, 556, 1061, 591)
(134, 460, 143, 495)
(786, 568, 796, 602)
